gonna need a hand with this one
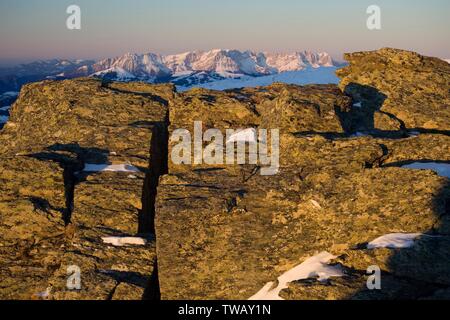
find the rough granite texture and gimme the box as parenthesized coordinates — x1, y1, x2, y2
(0, 79, 171, 299)
(336, 48, 450, 132)
(0, 48, 449, 300)
(156, 49, 449, 300)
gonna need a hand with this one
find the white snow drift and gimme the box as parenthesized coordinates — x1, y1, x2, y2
(83, 163, 141, 173)
(367, 233, 423, 249)
(249, 251, 343, 300)
(226, 128, 258, 143)
(401, 162, 450, 178)
(101, 236, 147, 247)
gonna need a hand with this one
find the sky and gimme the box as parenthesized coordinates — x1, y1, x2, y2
(0, 0, 449, 65)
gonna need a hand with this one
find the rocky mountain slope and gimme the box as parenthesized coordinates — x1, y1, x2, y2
(0, 48, 449, 300)
(0, 79, 173, 299)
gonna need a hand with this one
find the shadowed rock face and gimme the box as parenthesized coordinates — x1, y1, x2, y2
(0, 48, 449, 300)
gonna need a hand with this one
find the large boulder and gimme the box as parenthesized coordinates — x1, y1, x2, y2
(0, 78, 173, 299)
(155, 75, 450, 299)
(336, 48, 450, 132)
(156, 155, 449, 299)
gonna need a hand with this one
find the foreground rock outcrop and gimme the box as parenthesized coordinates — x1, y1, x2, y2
(336, 48, 450, 133)
(0, 79, 172, 299)
(0, 48, 449, 300)
(156, 49, 449, 300)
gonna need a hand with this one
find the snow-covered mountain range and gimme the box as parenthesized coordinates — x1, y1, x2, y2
(0, 49, 338, 93)
(93, 49, 335, 81)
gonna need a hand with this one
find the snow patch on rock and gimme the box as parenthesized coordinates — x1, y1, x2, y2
(401, 162, 450, 178)
(226, 128, 257, 143)
(249, 251, 343, 300)
(101, 236, 147, 247)
(367, 233, 422, 249)
(83, 163, 141, 173)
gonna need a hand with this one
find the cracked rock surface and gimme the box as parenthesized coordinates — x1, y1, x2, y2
(1, 48, 449, 300)
(156, 49, 449, 300)
(0, 79, 171, 299)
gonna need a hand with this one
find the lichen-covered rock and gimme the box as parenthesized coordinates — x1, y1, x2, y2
(0, 79, 172, 162)
(1, 48, 449, 301)
(336, 48, 450, 132)
(45, 232, 157, 300)
(168, 83, 353, 174)
(72, 172, 146, 235)
(0, 157, 66, 244)
(156, 165, 448, 299)
(280, 235, 450, 300)
(155, 49, 449, 300)
(0, 78, 173, 299)
(171, 84, 351, 133)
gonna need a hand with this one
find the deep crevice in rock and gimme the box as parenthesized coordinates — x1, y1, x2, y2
(139, 108, 169, 300)
(62, 166, 77, 226)
(138, 117, 169, 234)
(142, 258, 161, 300)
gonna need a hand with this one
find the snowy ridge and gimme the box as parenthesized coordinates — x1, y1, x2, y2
(265, 51, 334, 71)
(92, 67, 137, 81)
(164, 49, 276, 76)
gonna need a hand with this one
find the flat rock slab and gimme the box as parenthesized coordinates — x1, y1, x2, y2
(156, 166, 448, 299)
(337, 48, 450, 131)
(72, 171, 147, 235)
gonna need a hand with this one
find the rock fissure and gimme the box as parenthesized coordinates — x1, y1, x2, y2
(139, 111, 169, 300)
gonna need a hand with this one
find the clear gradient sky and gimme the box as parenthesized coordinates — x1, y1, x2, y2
(0, 0, 449, 65)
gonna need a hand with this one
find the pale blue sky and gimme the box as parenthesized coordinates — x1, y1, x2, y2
(0, 0, 449, 65)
